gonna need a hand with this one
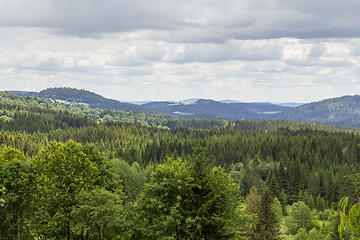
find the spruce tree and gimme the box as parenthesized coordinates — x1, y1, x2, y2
(253, 190, 280, 240)
(267, 172, 280, 199)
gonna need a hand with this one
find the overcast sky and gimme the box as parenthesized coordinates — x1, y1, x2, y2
(1, 0, 360, 103)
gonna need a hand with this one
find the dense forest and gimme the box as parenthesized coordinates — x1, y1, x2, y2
(1, 90, 360, 239)
(38, 87, 159, 114)
(32, 87, 360, 127)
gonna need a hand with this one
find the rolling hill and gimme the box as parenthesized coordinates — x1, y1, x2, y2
(269, 95, 360, 127)
(10, 87, 360, 128)
(230, 102, 292, 113)
(38, 87, 159, 114)
(142, 99, 262, 119)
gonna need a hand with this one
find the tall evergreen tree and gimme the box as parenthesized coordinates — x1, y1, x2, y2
(267, 173, 280, 199)
(252, 190, 280, 240)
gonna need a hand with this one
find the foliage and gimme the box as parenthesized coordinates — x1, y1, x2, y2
(286, 201, 319, 235)
(3, 90, 360, 238)
(111, 158, 148, 201)
(339, 197, 360, 239)
(0, 148, 32, 239)
(135, 155, 247, 239)
(274, 197, 283, 224)
(244, 186, 261, 214)
(71, 188, 125, 240)
(252, 190, 280, 240)
(325, 212, 346, 240)
(294, 228, 308, 240)
(338, 171, 360, 239)
(30, 140, 119, 239)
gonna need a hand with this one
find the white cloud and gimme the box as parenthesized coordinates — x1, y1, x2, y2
(1, 1, 360, 102)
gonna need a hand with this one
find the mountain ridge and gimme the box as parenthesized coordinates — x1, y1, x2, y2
(7, 88, 360, 128)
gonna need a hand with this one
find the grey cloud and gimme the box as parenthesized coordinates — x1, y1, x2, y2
(0, 0, 180, 35)
(1, 0, 360, 42)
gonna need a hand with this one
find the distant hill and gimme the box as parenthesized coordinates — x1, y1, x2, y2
(7, 90, 36, 95)
(230, 102, 292, 113)
(179, 98, 200, 104)
(142, 99, 262, 119)
(38, 87, 159, 114)
(143, 96, 360, 127)
(277, 102, 304, 108)
(270, 95, 360, 127)
(27, 88, 360, 128)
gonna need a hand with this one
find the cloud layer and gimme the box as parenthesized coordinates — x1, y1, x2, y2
(2, 0, 360, 40)
(1, 0, 360, 102)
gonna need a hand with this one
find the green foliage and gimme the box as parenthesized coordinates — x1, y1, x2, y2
(293, 227, 321, 240)
(252, 190, 280, 240)
(308, 228, 322, 239)
(338, 171, 360, 239)
(136, 156, 246, 239)
(0, 146, 26, 163)
(286, 201, 319, 235)
(325, 212, 344, 240)
(71, 188, 125, 240)
(30, 140, 119, 239)
(274, 197, 283, 223)
(111, 158, 147, 201)
(0, 149, 32, 240)
(339, 196, 360, 239)
(244, 186, 261, 215)
(294, 228, 308, 240)
(3, 90, 360, 239)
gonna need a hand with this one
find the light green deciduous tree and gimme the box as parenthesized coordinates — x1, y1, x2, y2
(135, 152, 247, 239)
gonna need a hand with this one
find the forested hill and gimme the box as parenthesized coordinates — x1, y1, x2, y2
(142, 99, 262, 119)
(13, 87, 360, 127)
(270, 95, 360, 127)
(38, 87, 159, 114)
(143, 96, 360, 127)
(230, 102, 292, 113)
(0, 90, 358, 133)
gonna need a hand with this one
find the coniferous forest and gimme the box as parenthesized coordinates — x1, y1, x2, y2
(1, 90, 360, 239)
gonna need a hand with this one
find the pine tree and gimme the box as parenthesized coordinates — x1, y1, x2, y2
(253, 190, 280, 240)
(270, 174, 280, 198)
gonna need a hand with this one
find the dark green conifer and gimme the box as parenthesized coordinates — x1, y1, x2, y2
(268, 172, 280, 199)
(253, 190, 280, 240)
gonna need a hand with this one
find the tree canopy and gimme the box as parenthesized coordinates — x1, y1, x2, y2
(135, 152, 247, 239)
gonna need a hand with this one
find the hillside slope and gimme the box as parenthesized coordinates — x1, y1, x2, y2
(142, 99, 262, 119)
(270, 95, 360, 127)
(230, 102, 292, 113)
(38, 87, 159, 114)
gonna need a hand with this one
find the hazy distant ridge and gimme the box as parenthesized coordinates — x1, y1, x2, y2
(142, 99, 263, 119)
(10, 88, 360, 127)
